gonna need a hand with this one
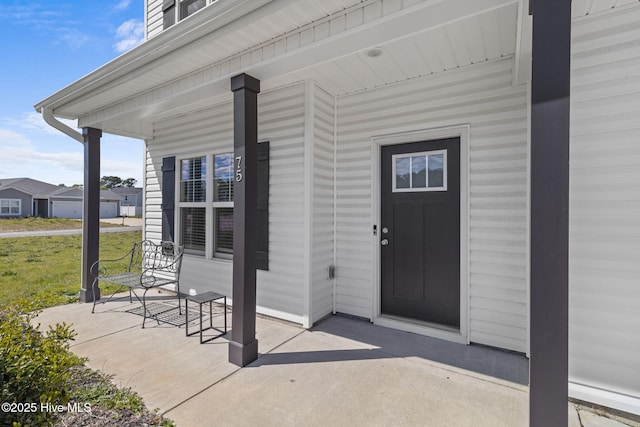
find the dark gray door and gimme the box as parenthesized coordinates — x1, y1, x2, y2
(380, 138, 460, 328)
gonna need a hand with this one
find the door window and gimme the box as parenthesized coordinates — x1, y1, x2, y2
(392, 150, 447, 192)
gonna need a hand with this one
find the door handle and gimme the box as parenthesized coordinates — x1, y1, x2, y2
(381, 239, 389, 246)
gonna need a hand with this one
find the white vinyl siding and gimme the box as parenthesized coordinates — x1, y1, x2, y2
(569, 5, 640, 411)
(310, 84, 336, 324)
(335, 58, 528, 352)
(146, 0, 164, 39)
(144, 146, 162, 239)
(145, 82, 306, 322)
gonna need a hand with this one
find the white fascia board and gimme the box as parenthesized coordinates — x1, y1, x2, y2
(34, 0, 274, 116)
(80, 0, 517, 129)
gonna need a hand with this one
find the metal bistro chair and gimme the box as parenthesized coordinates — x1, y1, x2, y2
(90, 240, 184, 328)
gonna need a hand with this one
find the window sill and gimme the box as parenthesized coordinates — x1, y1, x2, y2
(183, 253, 233, 264)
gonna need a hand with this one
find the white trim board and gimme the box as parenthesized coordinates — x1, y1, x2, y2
(570, 382, 640, 417)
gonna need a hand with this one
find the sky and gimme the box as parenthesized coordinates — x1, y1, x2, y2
(0, 0, 145, 187)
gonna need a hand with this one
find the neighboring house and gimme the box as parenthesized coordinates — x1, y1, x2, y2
(111, 187, 143, 216)
(34, 0, 640, 418)
(0, 178, 60, 218)
(0, 178, 120, 219)
(49, 186, 121, 219)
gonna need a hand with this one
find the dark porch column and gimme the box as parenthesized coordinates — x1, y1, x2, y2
(79, 127, 102, 303)
(529, 1, 571, 426)
(229, 73, 260, 367)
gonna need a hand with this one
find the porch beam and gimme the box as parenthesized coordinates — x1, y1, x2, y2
(229, 73, 260, 367)
(529, 1, 571, 426)
(79, 127, 102, 303)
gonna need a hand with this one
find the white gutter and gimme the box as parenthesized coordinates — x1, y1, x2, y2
(42, 107, 83, 143)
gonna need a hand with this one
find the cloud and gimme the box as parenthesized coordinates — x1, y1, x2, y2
(0, 128, 83, 183)
(4, 112, 78, 136)
(114, 19, 144, 53)
(0, 113, 142, 186)
(58, 28, 90, 49)
(0, 4, 73, 30)
(114, 0, 132, 11)
(0, 4, 89, 49)
(0, 4, 61, 21)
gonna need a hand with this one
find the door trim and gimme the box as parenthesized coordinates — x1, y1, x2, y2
(371, 125, 469, 345)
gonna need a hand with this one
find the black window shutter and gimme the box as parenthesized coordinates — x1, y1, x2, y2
(162, 0, 175, 11)
(163, 0, 176, 29)
(161, 156, 176, 242)
(256, 141, 269, 270)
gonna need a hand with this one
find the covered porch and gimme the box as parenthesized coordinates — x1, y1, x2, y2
(32, 291, 631, 425)
(35, 0, 640, 424)
(34, 291, 537, 426)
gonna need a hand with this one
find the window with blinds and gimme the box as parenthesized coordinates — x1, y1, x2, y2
(213, 153, 233, 257)
(178, 153, 233, 259)
(180, 156, 207, 255)
(214, 207, 233, 255)
(174, 145, 267, 268)
(181, 207, 206, 255)
(181, 156, 206, 202)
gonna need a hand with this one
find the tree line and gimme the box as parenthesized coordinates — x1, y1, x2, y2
(59, 176, 138, 189)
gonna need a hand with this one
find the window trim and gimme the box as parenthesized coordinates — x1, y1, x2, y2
(179, 0, 207, 20)
(163, 0, 209, 29)
(391, 149, 448, 193)
(0, 199, 21, 216)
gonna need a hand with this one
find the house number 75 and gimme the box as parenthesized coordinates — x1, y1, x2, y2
(235, 156, 243, 182)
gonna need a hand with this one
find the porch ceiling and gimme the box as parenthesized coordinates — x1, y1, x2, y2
(571, 0, 640, 17)
(35, 0, 634, 139)
(276, 3, 519, 96)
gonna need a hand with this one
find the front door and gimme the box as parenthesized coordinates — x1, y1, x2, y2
(380, 138, 460, 328)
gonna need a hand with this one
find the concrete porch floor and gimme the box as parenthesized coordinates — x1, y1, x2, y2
(33, 290, 631, 427)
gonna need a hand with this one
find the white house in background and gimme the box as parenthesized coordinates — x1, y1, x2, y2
(0, 178, 120, 219)
(50, 187, 121, 219)
(110, 187, 143, 217)
(35, 0, 640, 419)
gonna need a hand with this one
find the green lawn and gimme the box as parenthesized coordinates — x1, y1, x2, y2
(0, 231, 142, 309)
(0, 217, 122, 232)
(0, 226, 175, 426)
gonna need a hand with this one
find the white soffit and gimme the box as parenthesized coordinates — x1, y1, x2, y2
(288, 2, 519, 96)
(572, 0, 640, 18)
(74, 0, 521, 134)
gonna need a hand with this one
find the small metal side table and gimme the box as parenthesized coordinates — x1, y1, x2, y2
(185, 291, 227, 343)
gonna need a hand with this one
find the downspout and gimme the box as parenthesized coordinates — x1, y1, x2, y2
(41, 106, 84, 143)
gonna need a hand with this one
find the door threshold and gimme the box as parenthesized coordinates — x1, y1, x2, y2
(375, 315, 466, 345)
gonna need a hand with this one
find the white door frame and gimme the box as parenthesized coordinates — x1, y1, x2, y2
(370, 125, 470, 344)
